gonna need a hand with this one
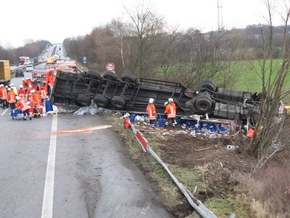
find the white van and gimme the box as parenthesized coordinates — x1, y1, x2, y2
(26, 64, 33, 72)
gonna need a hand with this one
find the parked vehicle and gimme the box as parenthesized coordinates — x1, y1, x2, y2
(0, 60, 11, 85)
(15, 68, 25, 77)
(26, 64, 33, 72)
(19, 56, 30, 65)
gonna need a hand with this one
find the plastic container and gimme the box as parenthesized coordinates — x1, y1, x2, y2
(158, 117, 165, 127)
(130, 114, 136, 123)
(45, 99, 53, 112)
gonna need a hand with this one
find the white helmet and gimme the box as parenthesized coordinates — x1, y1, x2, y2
(168, 98, 174, 102)
(149, 98, 154, 104)
(7, 88, 11, 91)
(10, 83, 14, 87)
(19, 85, 23, 88)
(16, 96, 21, 100)
(30, 89, 35, 93)
(164, 101, 168, 106)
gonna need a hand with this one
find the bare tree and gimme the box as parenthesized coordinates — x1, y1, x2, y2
(251, 0, 290, 170)
(125, 2, 166, 78)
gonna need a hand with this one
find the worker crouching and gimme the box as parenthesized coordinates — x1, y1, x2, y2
(15, 96, 31, 120)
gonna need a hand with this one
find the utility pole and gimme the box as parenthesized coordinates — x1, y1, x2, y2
(217, 0, 224, 32)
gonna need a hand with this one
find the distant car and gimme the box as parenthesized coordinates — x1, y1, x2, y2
(26, 64, 33, 72)
(15, 68, 24, 77)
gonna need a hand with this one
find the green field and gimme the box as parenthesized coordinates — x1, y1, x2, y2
(222, 59, 290, 101)
(232, 59, 281, 90)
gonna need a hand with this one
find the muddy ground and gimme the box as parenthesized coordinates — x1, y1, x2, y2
(138, 128, 258, 217)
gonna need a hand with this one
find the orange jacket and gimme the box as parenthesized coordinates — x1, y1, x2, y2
(7, 90, 16, 103)
(18, 88, 25, 99)
(32, 93, 42, 106)
(0, 87, 7, 100)
(16, 99, 29, 111)
(146, 103, 156, 120)
(164, 103, 176, 118)
(40, 89, 47, 100)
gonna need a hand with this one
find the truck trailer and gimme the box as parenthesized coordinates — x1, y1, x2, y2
(51, 70, 263, 126)
(0, 60, 11, 85)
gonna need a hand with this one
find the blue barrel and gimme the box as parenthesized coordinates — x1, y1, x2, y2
(158, 117, 165, 127)
(130, 114, 136, 122)
(45, 99, 53, 112)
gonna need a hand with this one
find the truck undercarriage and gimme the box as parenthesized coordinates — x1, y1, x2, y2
(51, 70, 262, 126)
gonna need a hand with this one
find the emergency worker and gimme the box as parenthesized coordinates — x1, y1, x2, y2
(164, 101, 177, 128)
(22, 78, 32, 92)
(40, 87, 47, 102)
(0, 84, 8, 109)
(30, 89, 42, 116)
(16, 96, 31, 120)
(168, 98, 176, 110)
(146, 98, 157, 128)
(18, 85, 25, 99)
(9, 83, 18, 95)
(7, 88, 16, 109)
(26, 85, 34, 101)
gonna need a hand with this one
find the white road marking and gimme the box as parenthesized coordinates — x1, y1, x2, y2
(1, 108, 8, 115)
(41, 114, 58, 218)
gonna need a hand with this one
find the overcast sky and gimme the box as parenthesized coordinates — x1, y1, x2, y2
(0, 0, 286, 48)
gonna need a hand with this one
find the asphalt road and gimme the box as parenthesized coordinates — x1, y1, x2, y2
(0, 75, 173, 218)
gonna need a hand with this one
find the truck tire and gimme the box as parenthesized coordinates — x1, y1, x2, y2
(121, 73, 137, 84)
(94, 94, 109, 107)
(111, 96, 126, 110)
(186, 99, 197, 113)
(86, 70, 101, 80)
(77, 94, 91, 106)
(103, 72, 119, 81)
(200, 80, 216, 92)
(194, 95, 213, 113)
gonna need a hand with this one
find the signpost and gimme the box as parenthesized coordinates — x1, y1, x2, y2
(82, 56, 87, 64)
(105, 62, 115, 72)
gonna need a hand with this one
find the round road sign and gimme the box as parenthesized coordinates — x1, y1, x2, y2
(105, 62, 115, 72)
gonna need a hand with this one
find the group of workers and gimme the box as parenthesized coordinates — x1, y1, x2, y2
(0, 78, 48, 120)
(146, 97, 177, 128)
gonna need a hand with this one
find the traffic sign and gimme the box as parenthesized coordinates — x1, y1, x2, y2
(105, 62, 115, 72)
(82, 56, 87, 64)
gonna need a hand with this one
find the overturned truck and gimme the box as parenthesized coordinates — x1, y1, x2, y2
(51, 70, 262, 125)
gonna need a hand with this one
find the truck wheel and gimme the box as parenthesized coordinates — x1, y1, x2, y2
(200, 80, 216, 92)
(86, 70, 101, 80)
(111, 96, 126, 110)
(121, 73, 137, 84)
(103, 72, 119, 81)
(94, 94, 109, 107)
(194, 95, 213, 113)
(77, 94, 91, 106)
(186, 98, 197, 113)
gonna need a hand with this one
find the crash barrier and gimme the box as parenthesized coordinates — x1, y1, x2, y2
(128, 118, 218, 218)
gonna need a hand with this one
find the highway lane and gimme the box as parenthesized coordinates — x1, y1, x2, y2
(0, 98, 173, 217)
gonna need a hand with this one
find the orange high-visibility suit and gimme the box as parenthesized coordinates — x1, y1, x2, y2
(16, 99, 29, 112)
(146, 103, 156, 120)
(18, 88, 25, 99)
(7, 90, 16, 104)
(164, 103, 176, 119)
